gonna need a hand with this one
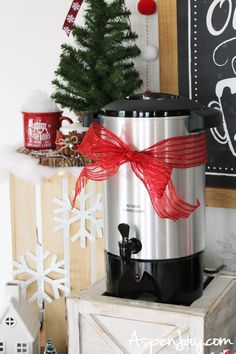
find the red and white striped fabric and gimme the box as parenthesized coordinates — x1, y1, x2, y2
(62, 0, 84, 36)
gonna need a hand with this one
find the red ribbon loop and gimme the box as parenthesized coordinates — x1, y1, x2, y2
(73, 123, 207, 221)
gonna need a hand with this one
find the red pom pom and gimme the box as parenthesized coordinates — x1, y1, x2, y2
(138, 0, 157, 16)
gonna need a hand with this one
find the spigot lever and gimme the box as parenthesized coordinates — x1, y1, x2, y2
(118, 223, 142, 262)
(118, 223, 131, 261)
(118, 223, 130, 240)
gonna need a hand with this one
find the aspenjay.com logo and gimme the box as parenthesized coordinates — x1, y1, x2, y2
(127, 330, 235, 353)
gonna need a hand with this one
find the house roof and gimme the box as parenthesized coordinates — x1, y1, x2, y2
(0, 297, 40, 341)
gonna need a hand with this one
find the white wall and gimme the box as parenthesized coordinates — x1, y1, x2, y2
(206, 206, 236, 271)
(0, 0, 75, 146)
(0, 1, 159, 308)
(0, 0, 159, 146)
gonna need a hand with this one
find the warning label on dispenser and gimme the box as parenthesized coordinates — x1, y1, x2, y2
(123, 204, 145, 214)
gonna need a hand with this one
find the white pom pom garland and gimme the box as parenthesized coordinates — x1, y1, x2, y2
(141, 45, 158, 61)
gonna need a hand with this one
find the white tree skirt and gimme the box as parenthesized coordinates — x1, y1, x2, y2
(0, 145, 83, 183)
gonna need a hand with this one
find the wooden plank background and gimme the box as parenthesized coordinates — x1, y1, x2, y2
(10, 174, 39, 315)
(158, 0, 236, 209)
(41, 175, 67, 354)
(10, 174, 105, 354)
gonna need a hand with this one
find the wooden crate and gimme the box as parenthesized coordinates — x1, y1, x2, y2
(67, 277, 236, 354)
(10, 174, 105, 354)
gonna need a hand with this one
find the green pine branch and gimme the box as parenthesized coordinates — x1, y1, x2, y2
(52, 0, 143, 113)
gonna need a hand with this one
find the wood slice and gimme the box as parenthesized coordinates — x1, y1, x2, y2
(39, 155, 90, 167)
(17, 147, 91, 167)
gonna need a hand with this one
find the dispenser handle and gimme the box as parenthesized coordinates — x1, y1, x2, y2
(188, 108, 222, 133)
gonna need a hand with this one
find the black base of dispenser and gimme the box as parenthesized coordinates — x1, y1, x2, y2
(105, 250, 204, 305)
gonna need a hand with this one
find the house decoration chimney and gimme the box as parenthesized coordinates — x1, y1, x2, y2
(5, 282, 21, 303)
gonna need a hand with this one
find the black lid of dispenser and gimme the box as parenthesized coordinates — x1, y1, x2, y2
(100, 92, 222, 131)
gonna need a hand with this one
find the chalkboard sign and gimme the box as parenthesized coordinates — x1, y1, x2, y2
(177, 0, 236, 188)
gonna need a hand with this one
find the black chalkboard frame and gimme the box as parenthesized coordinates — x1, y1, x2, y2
(158, 0, 236, 209)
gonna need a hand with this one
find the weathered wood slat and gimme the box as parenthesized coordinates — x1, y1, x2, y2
(67, 277, 236, 354)
(206, 187, 236, 209)
(41, 175, 67, 354)
(83, 314, 128, 354)
(69, 175, 91, 293)
(9, 174, 38, 313)
(158, 0, 178, 95)
(10, 172, 105, 353)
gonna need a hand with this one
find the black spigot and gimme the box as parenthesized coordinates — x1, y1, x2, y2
(118, 223, 142, 262)
(118, 223, 131, 261)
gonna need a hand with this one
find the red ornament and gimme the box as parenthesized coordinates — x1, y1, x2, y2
(138, 0, 157, 16)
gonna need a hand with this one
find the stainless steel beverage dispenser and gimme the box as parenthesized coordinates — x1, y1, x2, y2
(98, 92, 221, 305)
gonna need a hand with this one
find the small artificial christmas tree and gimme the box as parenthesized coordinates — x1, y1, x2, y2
(52, 0, 142, 114)
(44, 339, 58, 354)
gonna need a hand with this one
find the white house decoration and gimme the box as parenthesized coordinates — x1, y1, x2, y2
(0, 282, 40, 354)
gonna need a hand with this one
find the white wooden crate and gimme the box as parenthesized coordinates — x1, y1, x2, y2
(67, 277, 236, 354)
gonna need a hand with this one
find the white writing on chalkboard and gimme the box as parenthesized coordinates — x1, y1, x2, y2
(209, 78, 236, 157)
(206, 0, 236, 36)
(212, 38, 236, 75)
(206, 0, 236, 75)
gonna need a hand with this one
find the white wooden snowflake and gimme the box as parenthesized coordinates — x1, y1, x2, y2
(53, 187, 103, 248)
(13, 243, 68, 308)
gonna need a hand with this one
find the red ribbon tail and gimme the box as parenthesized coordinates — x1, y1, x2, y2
(160, 180, 200, 221)
(72, 167, 88, 208)
(149, 179, 200, 221)
(168, 194, 200, 222)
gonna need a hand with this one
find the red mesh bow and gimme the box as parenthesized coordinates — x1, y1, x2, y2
(73, 123, 207, 221)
